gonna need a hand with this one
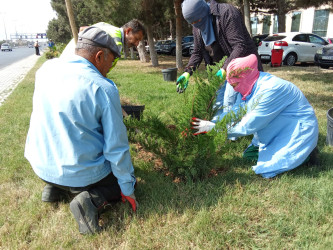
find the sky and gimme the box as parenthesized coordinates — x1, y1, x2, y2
(0, 0, 57, 41)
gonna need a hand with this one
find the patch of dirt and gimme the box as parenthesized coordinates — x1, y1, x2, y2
(134, 143, 165, 170)
(134, 143, 184, 183)
(208, 167, 229, 177)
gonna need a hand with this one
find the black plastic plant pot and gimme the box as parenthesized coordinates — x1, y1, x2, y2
(122, 105, 145, 120)
(161, 68, 177, 81)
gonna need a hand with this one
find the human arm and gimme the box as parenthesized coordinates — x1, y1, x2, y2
(227, 79, 292, 138)
(176, 29, 205, 93)
(216, 4, 258, 70)
(99, 81, 136, 197)
(183, 28, 205, 75)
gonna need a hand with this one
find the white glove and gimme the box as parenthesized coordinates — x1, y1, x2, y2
(191, 117, 215, 135)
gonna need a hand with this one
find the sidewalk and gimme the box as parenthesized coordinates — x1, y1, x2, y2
(0, 52, 42, 106)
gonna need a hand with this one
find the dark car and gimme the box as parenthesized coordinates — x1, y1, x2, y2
(181, 36, 194, 56)
(314, 44, 333, 69)
(145, 40, 165, 54)
(159, 40, 176, 55)
(159, 36, 194, 56)
(252, 34, 269, 47)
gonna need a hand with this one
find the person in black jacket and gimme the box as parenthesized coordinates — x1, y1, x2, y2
(177, 0, 263, 95)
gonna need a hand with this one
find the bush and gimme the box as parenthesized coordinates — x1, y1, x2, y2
(45, 43, 66, 59)
(125, 57, 248, 181)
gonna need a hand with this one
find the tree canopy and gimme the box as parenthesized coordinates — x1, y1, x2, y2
(47, 0, 332, 43)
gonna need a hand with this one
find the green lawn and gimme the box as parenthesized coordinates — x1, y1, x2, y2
(0, 55, 332, 249)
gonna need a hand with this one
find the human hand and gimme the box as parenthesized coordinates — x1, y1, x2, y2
(191, 117, 215, 135)
(176, 72, 190, 93)
(121, 192, 138, 212)
(216, 68, 226, 81)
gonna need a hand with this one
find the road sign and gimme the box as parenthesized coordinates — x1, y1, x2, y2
(9, 33, 48, 40)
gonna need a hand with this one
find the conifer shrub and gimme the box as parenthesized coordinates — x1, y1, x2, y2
(45, 43, 66, 59)
(125, 57, 248, 181)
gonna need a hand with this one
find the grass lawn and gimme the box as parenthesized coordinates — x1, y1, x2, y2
(0, 55, 332, 249)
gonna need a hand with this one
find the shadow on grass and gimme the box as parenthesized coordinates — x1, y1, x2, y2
(100, 128, 333, 229)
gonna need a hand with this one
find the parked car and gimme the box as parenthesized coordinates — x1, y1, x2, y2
(28, 43, 34, 48)
(314, 44, 333, 69)
(258, 32, 328, 66)
(145, 40, 165, 53)
(252, 34, 269, 47)
(181, 36, 194, 56)
(159, 40, 176, 55)
(1, 43, 12, 51)
(326, 38, 333, 44)
(154, 40, 165, 54)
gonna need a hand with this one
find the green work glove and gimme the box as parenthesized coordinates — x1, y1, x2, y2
(176, 72, 190, 93)
(216, 68, 226, 82)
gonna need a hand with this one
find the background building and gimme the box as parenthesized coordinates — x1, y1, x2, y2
(251, 5, 333, 39)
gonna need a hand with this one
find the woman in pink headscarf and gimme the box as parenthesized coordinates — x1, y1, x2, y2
(192, 54, 318, 178)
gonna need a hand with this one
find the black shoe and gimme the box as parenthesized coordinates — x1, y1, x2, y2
(70, 191, 101, 234)
(309, 146, 319, 165)
(42, 184, 68, 202)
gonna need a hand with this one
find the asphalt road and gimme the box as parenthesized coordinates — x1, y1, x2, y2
(0, 46, 45, 105)
(0, 46, 45, 69)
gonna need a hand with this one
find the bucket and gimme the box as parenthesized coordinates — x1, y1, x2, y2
(162, 68, 177, 81)
(327, 107, 333, 146)
(122, 105, 145, 120)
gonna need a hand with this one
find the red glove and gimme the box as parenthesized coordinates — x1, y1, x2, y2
(121, 192, 138, 212)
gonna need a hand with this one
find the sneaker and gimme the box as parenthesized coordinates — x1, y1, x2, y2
(69, 191, 101, 234)
(42, 184, 68, 202)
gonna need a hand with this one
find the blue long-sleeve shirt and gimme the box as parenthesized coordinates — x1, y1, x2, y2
(25, 55, 135, 195)
(215, 72, 318, 178)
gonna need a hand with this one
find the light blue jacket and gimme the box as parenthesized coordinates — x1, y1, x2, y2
(25, 55, 136, 195)
(216, 72, 318, 178)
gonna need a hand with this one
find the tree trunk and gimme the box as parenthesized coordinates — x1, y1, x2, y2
(123, 43, 128, 59)
(169, 20, 174, 40)
(147, 23, 159, 66)
(277, 0, 286, 32)
(141, 0, 156, 65)
(243, 0, 252, 36)
(138, 40, 150, 63)
(64, 0, 78, 44)
(130, 47, 135, 59)
(174, 0, 183, 69)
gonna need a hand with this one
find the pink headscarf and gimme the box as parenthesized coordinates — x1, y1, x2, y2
(226, 54, 260, 100)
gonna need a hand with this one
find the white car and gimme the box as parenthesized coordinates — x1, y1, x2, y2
(258, 32, 328, 66)
(1, 43, 12, 51)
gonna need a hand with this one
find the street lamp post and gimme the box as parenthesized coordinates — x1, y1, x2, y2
(0, 12, 8, 41)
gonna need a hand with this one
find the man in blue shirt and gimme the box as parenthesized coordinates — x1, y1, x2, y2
(25, 27, 137, 234)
